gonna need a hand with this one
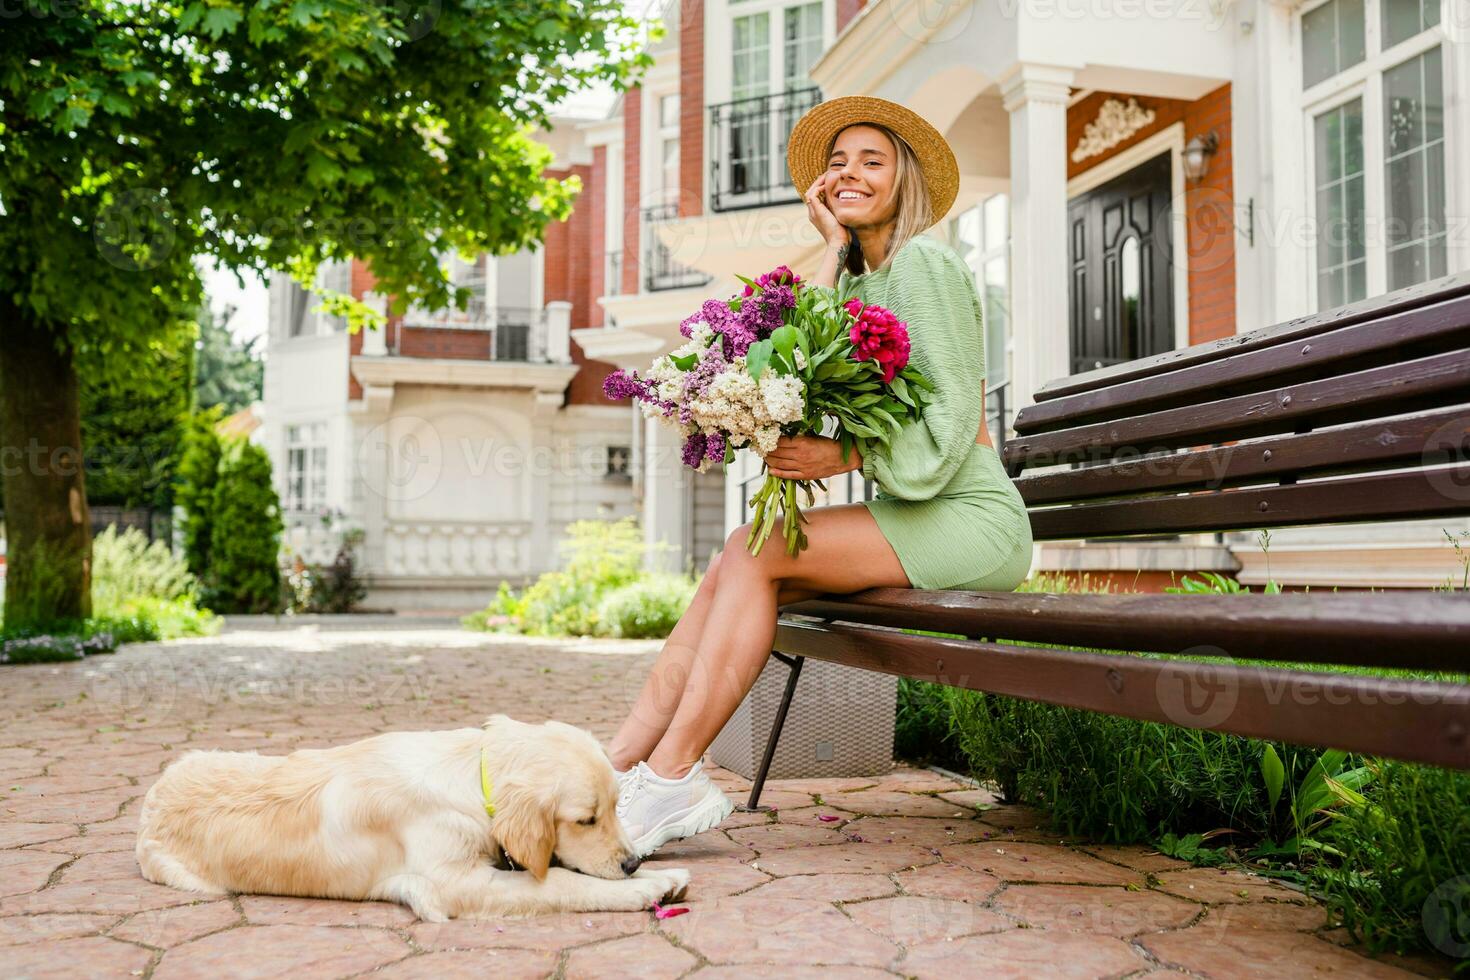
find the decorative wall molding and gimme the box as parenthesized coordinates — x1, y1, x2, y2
(1071, 97, 1158, 163)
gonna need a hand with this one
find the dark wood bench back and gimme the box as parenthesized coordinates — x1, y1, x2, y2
(1002, 271, 1470, 540)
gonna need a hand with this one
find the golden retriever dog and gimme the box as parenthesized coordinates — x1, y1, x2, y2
(135, 715, 689, 920)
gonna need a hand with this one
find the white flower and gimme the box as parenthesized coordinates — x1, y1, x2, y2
(793, 347, 807, 370)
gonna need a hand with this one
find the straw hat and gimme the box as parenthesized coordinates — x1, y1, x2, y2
(786, 96, 959, 229)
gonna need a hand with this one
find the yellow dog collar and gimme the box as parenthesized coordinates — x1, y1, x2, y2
(480, 745, 496, 817)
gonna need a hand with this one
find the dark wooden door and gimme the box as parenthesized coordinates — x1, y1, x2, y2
(1068, 152, 1175, 375)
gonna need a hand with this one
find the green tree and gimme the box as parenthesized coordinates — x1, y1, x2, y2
(205, 438, 282, 614)
(79, 319, 196, 511)
(176, 408, 226, 579)
(0, 1, 650, 631)
(193, 301, 264, 416)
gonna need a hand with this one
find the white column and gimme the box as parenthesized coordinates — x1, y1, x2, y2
(642, 416, 687, 573)
(527, 391, 562, 576)
(360, 291, 389, 356)
(543, 300, 573, 364)
(1001, 63, 1075, 412)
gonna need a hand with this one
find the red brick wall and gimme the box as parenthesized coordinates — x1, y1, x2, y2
(836, 0, 866, 31)
(679, 2, 704, 218)
(546, 163, 623, 406)
(590, 144, 608, 327)
(1067, 84, 1236, 345)
(397, 327, 490, 359)
(622, 86, 642, 294)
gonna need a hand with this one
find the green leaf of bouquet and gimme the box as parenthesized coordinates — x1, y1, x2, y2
(906, 370, 937, 392)
(889, 375, 912, 404)
(735, 273, 759, 291)
(770, 324, 798, 359)
(746, 339, 773, 381)
(670, 351, 698, 371)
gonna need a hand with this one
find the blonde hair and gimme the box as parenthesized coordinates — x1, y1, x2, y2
(826, 122, 933, 277)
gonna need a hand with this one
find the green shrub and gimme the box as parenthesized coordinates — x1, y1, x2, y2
(1313, 762, 1470, 958)
(203, 438, 283, 613)
(176, 407, 225, 579)
(91, 525, 197, 612)
(109, 595, 218, 639)
(464, 519, 697, 639)
(595, 573, 697, 639)
(282, 528, 369, 615)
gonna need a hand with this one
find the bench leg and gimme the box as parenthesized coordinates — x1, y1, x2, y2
(743, 652, 804, 812)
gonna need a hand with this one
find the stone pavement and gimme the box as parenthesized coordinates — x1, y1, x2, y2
(0, 619, 1448, 979)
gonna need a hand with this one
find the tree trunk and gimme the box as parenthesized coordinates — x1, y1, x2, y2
(0, 305, 92, 631)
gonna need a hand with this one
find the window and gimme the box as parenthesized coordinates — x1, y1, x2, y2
(732, 13, 771, 101)
(659, 94, 680, 204)
(285, 422, 328, 513)
(1300, 0, 1449, 310)
(606, 445, 632, 480)
(950, 195, 1011, 390)
(782, 3, 823, 90)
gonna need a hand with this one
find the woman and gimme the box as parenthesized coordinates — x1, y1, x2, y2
(610, 97, 1034, 858)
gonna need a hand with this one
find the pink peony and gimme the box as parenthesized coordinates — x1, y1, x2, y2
(844, 299, 910, 382)
(744, 265, 803, 296)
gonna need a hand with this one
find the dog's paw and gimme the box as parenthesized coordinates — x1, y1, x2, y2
(635, 866, 690, 902)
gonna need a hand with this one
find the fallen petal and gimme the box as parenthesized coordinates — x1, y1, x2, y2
(651, 902, 690, 920)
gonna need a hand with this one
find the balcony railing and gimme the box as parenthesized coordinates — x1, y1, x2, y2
(709, 87, 822, 213)
(642, 203, 713, 292)
(398, 296, 547, 362)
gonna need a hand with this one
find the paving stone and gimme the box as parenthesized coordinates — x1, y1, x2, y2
(660, 896, 899, 967)
(901, 928, 1147, 978)
(741, 873, 898, 904)
(410, 912, 648, 951)
(372, 948, 558, 979)
(1, 879, 199, 916)
(726, 823, 846, 851)
(838, 815, 993, 848)
(1144, 928, 1423, 979)
(895, 862, 1004, 903)
(110, 900, 241, 947)
(1152, 868, 1308, 905)
(0, 774, 133, 798)
(0, 935, 154, 979)
(753, 842, 939, 877)
(946, 842, 1143, 886)
(693, 967, 894, 979)
(865, 770, 966, 793)
(58, 850, 143, 884)
(238, 894, 417, 928)
(0, 823, 80, 849)
(993, 883, 1200, 936)
(28, 832, 139, 856)
(716, 809, 775, 829)
(651, 831, 749, 861)
(817, 790, 967, 818)
(644, 856, 770, 901)
(1079, 844, 1191, 873)
(844, 895, 1012, 944)
(152, 923, 409, 979)
(1192, 900, 1330, 933)
(0, 850, 69, 897)
(937, 788, 1002, 809)
(563, 932, 699, 979)
(0, 912, 115, 946)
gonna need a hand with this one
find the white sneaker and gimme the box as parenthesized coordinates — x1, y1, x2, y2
(616, 760, 734, 858)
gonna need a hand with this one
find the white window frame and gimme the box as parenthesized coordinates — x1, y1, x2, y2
(1297, 0, 1451, 309)
(285, 421, 329, 514)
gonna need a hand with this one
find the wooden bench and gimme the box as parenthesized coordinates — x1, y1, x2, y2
(745, 271, 1470, 809)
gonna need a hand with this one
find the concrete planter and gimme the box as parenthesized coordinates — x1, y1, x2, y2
(709, 656, 897, 780)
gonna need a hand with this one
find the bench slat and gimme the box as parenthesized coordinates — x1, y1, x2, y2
(774, 620, 1470, 770)
(1012, 406, 1469, 504)
(1033, 271, 1470, 403)
(1016, 293, 1470, 436)
(1003, 349, 1470, 470)
(781, 590, 1470, 671)
(1023, 462, 1470, 538)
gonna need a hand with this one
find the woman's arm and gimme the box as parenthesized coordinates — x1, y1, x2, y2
(857, 240, 986, 500)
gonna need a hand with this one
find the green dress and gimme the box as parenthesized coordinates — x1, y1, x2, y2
(838, 235, 1034, 591)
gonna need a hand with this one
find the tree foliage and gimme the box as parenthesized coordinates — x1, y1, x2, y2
(193, 301, 263, 416)
(176, 408, 225, 578)
(0, 0, 651, 624)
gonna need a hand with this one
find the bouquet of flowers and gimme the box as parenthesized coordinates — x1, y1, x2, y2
(603, 266, 933, 557)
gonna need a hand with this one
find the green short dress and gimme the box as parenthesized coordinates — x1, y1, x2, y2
(838, 236, 1034, 592)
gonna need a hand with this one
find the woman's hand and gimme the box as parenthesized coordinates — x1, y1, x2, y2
(803, 173, 847, 249)
(765, 434, 863, 481)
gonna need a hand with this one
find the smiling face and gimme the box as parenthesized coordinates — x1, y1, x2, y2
(825, 124, 900, 231)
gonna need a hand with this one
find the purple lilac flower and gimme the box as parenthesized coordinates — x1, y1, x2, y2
(602, 370, 647, 401)
(704, 431, 726, 461)
(681, 432, 708, 468)
(737, 284, 791, 340)
(680, 299, 737, 339)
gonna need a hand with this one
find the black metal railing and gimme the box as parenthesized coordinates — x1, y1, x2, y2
(642, 204, 712, 292)
(709, 87, 822, 213)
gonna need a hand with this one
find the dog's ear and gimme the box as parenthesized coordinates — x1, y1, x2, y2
(492, 781, 556, 881)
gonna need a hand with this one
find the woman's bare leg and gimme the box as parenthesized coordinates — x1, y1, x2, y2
(645, 503, 909, 778)
(606, 551, 825, 771)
